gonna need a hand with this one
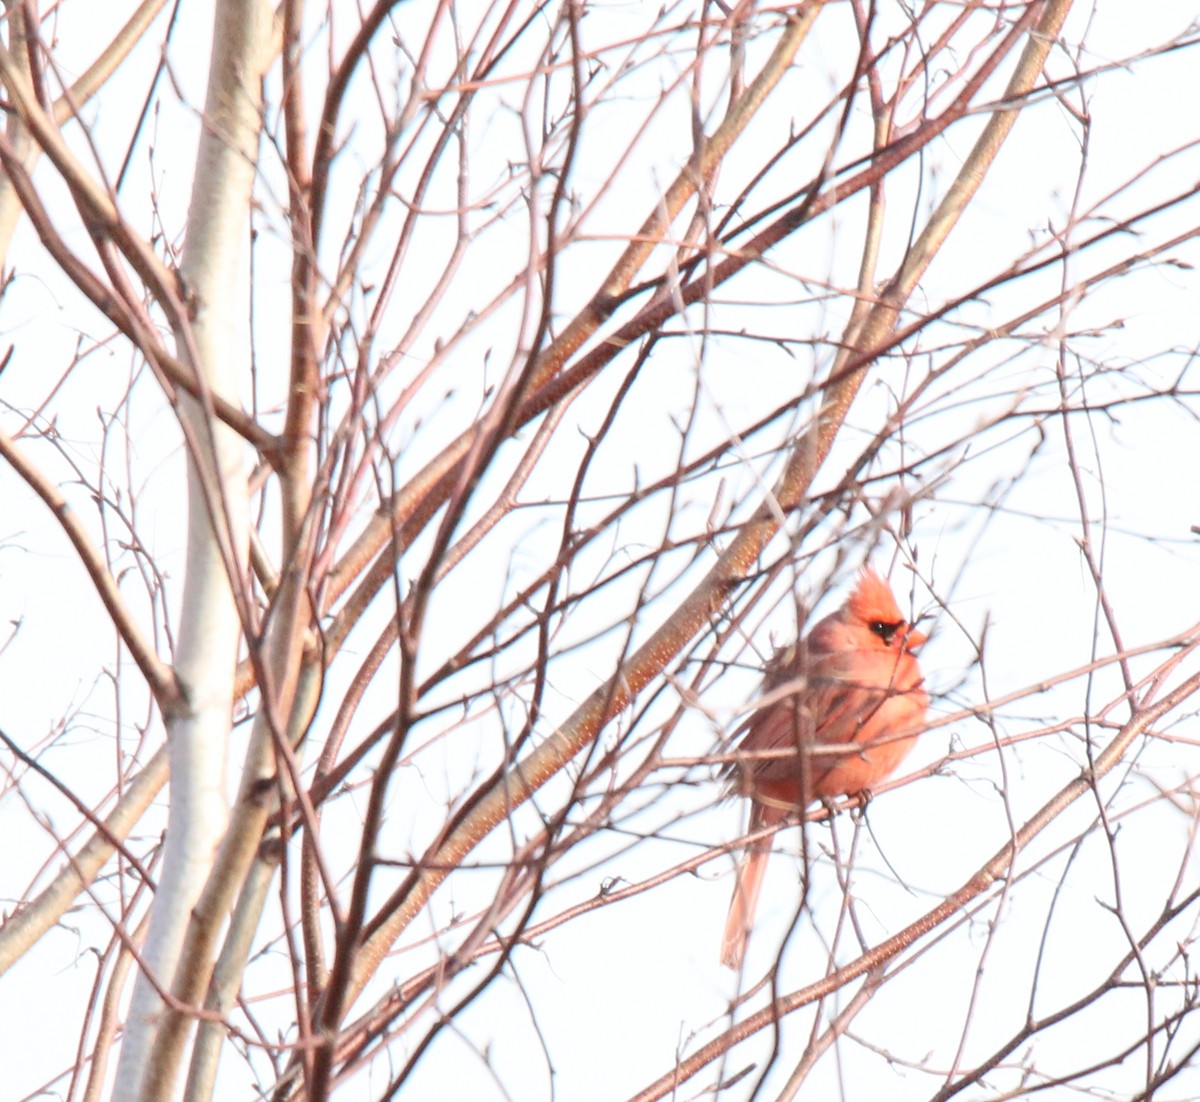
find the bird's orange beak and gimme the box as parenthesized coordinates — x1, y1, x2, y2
(903, 625, 927, 653)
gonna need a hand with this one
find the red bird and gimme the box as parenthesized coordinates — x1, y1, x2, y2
(721, 568, 929, 969)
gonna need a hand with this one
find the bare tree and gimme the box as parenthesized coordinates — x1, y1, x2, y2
(2, 2, 1200, 1100)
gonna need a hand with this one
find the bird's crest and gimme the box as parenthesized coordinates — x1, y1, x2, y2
(846, 567, 905, 625)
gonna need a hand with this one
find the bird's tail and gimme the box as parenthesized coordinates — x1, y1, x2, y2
(720, 803, 782, 969)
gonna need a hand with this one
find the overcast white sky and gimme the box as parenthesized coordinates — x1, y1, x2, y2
(3, 3, 1200, 1101)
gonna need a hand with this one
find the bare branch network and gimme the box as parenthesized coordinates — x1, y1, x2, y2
(1, 2, 1199, 1101)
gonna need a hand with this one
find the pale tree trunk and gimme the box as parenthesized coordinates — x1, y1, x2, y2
(0, 2, 34, 260)
(113, 2, 272, 1099)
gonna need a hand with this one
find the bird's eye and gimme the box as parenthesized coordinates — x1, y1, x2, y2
(869, 620, 902, 645)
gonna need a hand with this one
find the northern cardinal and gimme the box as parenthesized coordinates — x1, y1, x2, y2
(721, 567, 928, 969)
